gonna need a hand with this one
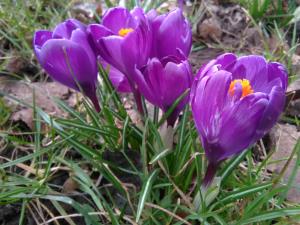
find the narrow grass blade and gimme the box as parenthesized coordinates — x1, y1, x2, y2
(210, 182, 272, 209)
(136, 169, 159, 222)
(220, 148, 250, 181)
(149, 149, 171, 165)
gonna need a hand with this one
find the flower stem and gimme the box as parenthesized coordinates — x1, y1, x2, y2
(133, 89, 144, 116)
(202, 162, 219, 188)
(88, 94, 101, 113)
(166, 111, 178, 127)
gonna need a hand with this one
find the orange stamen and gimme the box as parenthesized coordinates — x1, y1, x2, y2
(229, 79, 253, 98)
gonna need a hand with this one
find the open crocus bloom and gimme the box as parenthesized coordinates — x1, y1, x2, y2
(33, 19, 100, 111)
(88, 7, 151, 113)
(190, 53, 287, 186)
(135, 56, 193, 126)
(147, 8, 192, 59)
(88, 7, 152, 83)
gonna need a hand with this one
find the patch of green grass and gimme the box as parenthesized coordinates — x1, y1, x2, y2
(0, 0, 71, 82)
(0, 0, 70, 57)
(237, 0, 296, 28)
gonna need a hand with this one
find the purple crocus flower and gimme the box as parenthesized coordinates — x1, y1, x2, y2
(190, 53, 287, 186)
(135, 56, 193, 126)
(147, 8, 192, 59)
(33, 19, 100, 112)
(88, 7, 152, 113)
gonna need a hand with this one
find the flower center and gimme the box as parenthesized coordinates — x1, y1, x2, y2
(229, 79, 253, 98)
(118, 28, 134, 37)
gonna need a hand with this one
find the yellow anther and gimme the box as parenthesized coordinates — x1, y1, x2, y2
(118, 28, 134, 37)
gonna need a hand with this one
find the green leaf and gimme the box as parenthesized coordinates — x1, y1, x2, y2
(220, 148, 250, 181)
(53, 97, 86, 123)
(237, 208, 300, 225)
(211, 182, 272, 209)
(136, 169, 159, 222)
(149, 148, 171, 165)
(57, 118, 118, 138)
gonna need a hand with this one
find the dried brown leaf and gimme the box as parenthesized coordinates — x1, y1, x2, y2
(1, 81, 76, 129)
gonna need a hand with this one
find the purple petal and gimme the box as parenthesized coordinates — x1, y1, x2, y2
(267, 62, 288, 90)
(134, 59, 162, 106)
(149, 14, 166, 57)
(230, 55, 268, 91)
(87, 24, 114, 56)
(33, 30, 53, 47)
(213, 93, 269, 161)
(53, 19, 86, 39)
(131, 7, 147, 23)
(134, 64, 160, 106)
(146, 9, 158, 21)
(33, 30, 53, 60)
(87, 24, 113, 42)
(121, 25, 150, 74)
(39, 39, 97, 97)
(70, 29, 97, 74)
(195, 59, 219, 80)
(156, 8, 192, 58)
(100, 60, 131, 93)
(109, 67, 132, 92)
(195, 53, 236, 80)
(102, 7, 137, 34)
(255, 86, 285, 139)
(160, 60, 192, 110)
(215, 53, 237, 69)
(98, 36, 126, 74)
(192, 70, 232, 144)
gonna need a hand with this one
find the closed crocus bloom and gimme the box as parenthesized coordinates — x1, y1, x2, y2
(191, 53, 287, 186)
(88, 7, 152, 113)
(148, 8, 192, 59)
(33, 19, 100, 112)
(135, 56, 193, 126)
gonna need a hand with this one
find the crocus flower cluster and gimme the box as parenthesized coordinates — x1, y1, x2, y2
(191, 53, 287, 186)
(33, 6, 288, 188)
(34, 7, 193, 124)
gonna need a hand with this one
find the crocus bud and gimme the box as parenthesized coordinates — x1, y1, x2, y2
(190, 53, 287, 186)
(33, 19, 100, 112)
(148, 8, 192, 59)
(135, 56, 193, 126)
